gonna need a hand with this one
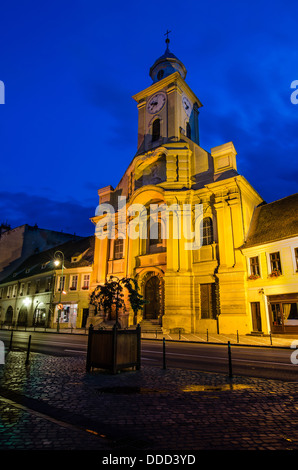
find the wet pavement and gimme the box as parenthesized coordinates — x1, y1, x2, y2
(1, 347, 298, 454)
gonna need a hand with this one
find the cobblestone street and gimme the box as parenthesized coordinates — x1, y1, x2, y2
(1, 350, 298, 453)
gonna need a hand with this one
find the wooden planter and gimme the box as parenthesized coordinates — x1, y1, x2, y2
(86, 324, 141, 374)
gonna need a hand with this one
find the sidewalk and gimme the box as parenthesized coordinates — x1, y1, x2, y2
(2, 325, 298, 348)
(1, 348, 298, 452)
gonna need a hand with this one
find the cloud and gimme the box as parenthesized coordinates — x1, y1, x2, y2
(0, 191, 95, 237)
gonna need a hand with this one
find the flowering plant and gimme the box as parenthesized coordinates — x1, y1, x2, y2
(269, 269, 281, 278)
(248, 274, 260, 280)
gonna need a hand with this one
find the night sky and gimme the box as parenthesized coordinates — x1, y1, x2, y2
(0, 0, 297, 237)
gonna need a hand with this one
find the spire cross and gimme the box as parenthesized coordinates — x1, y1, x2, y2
(164, 29, 171, 45)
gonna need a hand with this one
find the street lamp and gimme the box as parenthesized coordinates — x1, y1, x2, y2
(54, 250, 65, 332)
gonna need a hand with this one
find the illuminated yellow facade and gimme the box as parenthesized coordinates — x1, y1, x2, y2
(242, 194, 298, 335)
(90, 41, 266, 334)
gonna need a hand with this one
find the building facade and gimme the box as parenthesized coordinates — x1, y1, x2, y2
(0, 236, 94, 329)
(242, 194, 298, 335)
(0, 223, 80, 282)
(90, 40, 267, 335)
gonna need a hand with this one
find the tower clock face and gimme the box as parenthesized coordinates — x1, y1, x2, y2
(182, 95, 192, 117)
(147, 92, 166, 114)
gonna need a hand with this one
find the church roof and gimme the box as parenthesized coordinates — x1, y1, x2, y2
(243, 193, 298, 248)
(149, 39, 187, 83)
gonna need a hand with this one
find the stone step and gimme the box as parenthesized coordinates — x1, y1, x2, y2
(140, 320, 163, 332)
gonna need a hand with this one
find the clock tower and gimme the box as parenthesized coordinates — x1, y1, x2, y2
(133, 38, 202, 154)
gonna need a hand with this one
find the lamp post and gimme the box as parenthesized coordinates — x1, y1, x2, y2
(54, 250, 65, 333)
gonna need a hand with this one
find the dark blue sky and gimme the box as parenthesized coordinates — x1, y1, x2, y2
(0, 0, 297, 236)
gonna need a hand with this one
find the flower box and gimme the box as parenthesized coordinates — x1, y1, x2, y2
(248, 274, 260, 280)
(269, 270, 281, 278)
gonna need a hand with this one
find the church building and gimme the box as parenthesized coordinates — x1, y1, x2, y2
(90, 38, 266, 335)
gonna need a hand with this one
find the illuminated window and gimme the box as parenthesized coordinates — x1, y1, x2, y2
(269, 252, 282, 273)
(58, 276, 65, 292)
(114, 238, 124, 259)
(202, 218, 213, 245)
(70, 275, 78, 290)
(152, 119, 160, 142)
(249, 257, 260, 276)
(82, 274, 90, 290)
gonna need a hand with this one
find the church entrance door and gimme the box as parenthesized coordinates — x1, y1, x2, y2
(144, 276, 160, 320)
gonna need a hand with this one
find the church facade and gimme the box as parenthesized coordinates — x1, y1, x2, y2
(90, 40, 268, 335)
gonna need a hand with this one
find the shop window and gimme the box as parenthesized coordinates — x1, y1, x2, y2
(271, 303, 283, 326)
(283, 303, 298, 326)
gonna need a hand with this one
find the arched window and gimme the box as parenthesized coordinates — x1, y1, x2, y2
(114, 238, 124, 259)
(202, 217, 213, 245)
(186, 122, 191, 139)
(152, 119, 160, 142)
(149, 221, 162, 246)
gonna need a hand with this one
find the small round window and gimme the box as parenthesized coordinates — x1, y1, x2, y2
(157, 70, 164, 80)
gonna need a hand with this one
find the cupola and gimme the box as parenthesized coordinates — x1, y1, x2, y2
(149, 37, 187, 83)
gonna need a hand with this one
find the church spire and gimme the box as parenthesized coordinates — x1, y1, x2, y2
(164, 29, 171, 49)
(149, 31, 187, 83)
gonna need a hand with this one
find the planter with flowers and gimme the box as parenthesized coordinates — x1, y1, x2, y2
(248, 274, 260, 280)
(269, 269, 282, 278)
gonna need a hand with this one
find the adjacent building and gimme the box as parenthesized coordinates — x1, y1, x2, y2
(0, 223, 79, 282)
(0, 236, 94, 329)
(242, 194, 298, 335)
